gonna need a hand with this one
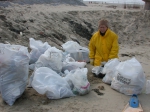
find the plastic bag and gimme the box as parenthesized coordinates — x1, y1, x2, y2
(35, 47, 63, 73)
(102, 58, 120, 84)
(111, 58, 146, 95)
(64, 68, 90, 95)
(29, 38, 50, 64)
(63, 56, 86, 69)
(62, 41, 82, 52)
(0, 44, 30, 105)
(145, 80, 150, 94)
(69, 48, 90, 62)
(31, 67, 75, 99)
(29, 63, 35, 70)
(62, 41, 89, 62)
(61, 65, 79, 75)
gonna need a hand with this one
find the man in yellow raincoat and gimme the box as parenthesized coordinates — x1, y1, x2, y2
(89, 19, 119, 66)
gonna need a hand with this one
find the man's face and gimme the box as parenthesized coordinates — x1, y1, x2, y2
(99, 25, 107, 33)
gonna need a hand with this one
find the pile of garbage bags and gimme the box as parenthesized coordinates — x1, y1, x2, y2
(30, 39, 90, 99)
(0, 38, 90, 105)
(2, 37, 149, 106)
(92, 58, 147, 95)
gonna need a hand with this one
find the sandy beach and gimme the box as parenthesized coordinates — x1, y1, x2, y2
(0, 1, 150, 112)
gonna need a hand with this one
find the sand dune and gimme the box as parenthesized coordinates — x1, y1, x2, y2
(0, 4, 150, 48)
(0, 0, 86, 7)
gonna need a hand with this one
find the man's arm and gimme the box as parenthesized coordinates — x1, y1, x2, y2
(108, 35, 119, 59)
(89, 36, 96, 59)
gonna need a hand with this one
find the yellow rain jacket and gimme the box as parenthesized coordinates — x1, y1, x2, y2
(89, 29, 119, 66)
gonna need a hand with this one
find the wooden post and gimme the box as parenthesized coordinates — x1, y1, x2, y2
(143, 0, 150, 10)
(145, 1, 150, 9)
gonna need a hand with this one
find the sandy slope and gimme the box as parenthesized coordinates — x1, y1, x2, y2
(0, 0, 86, 7)
(0, 2, 150, 112)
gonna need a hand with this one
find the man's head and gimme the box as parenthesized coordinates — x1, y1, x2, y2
(98, 19, 108, 33)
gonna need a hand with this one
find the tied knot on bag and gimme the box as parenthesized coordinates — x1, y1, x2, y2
(81, 83, 90, 89)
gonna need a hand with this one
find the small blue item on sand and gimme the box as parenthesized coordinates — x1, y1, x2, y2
(122, 94, 143, 112)
(129, 94, 139, 108)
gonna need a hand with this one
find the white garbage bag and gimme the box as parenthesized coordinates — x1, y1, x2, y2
(29, 63, 35, 70)
(35, 47, 63, 73)
(145, 80, 150, 94)
(31, 67, 75, 99)
(63, 56, 86, 68)
(0, 44, 30, 105)
(62, 41, 82, 52)
(69, 48, 90, 62)
(28, 47, 63, 87)
(102, 58, 120, 84)
(62, 41, 89, 62)
(29, 38, 51, 64)
(111, 58, 146, 95)
(64, 68, 90, 95)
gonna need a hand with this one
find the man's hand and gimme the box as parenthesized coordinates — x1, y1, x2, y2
(90, 59, 94, 65)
